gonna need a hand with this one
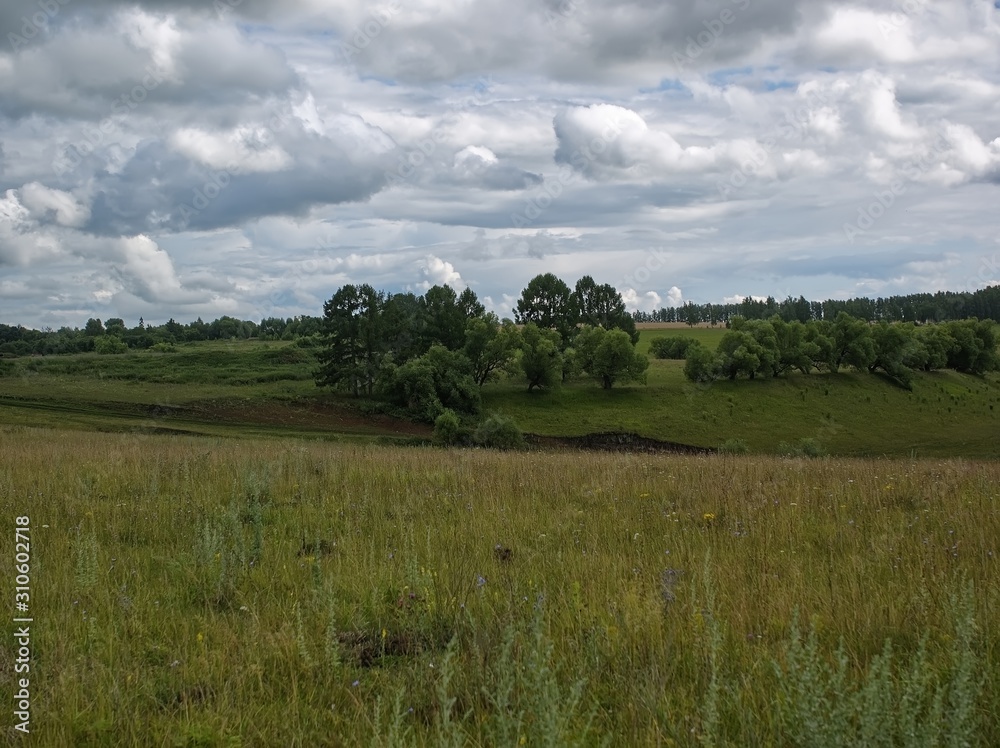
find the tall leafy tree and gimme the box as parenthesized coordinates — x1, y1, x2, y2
(573, 276, 638, 343)
(574, 326, 648, 389)
(316, 284, 386, 396)
(421, 285, 468, 351)
(515, 273, 577, 344)
(463, 314, 521, 386)
(832, 312, 876, 371)
(519, 322, 563, 391)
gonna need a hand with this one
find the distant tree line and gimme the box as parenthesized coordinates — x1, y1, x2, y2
(635, 285, 1000, 326)
(315, 274, 647, 421)
(671, 315, 999, 389)
(0, 315, 323, 356)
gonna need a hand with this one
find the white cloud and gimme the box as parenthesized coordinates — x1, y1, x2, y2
(419, 254, 465, 290)
(1, 0, 999, 327)
(18, 183, 91, 228)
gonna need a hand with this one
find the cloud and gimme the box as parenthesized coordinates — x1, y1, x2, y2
(2, 0, 999, 327)
(419, 254, 465, 290)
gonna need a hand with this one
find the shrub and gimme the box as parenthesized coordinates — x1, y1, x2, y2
(472, 414, 525, 450)
(649, 336, 696, 359)
(93, 335, 128, 355)
(718, 439, 750, 455)
(433, 409, 465, 447)
(778, 438, 827, 458)
(684, 342, 718, 383)
(150, 342, 176, 353)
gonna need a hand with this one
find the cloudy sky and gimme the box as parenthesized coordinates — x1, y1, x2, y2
(1, 0, 999, 328)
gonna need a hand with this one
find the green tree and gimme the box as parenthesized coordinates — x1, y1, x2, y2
(914, 324, 955, 370)
(805, 321, 838, 371)
(770, 317, 815, 375)
(93, 335, 128, 354)
(104, 318, 127, 337)
(515, 273, 577, 345)
(384, 345, 480, 421)
(519, 323, 563, 391)
(316, 284, 386, 396)
(458, 287, 485, 320)
(869, 321, 916, 388)
(946, 319, 999, 374)
(574, 326, 648, 389)
(573, 276, 638, 343)
(832, 312, 876, 371)
(683, 342, 718, 383)
(84, 318, 104, 337)
(716, 329, 764, 380)
(381, 292, 426, 363)
(421, 285, 468, 351)
(463, 314, 521, 386)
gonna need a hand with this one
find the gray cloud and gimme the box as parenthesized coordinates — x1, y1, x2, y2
(2, 0, 999, 327)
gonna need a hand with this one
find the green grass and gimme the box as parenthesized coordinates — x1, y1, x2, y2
(1, 428, 997, 745)
(484, 360, 1000, 458)
(2, 335, 999, 457)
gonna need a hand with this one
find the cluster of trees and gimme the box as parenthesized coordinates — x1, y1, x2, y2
(634, 285, 1000, 326)
(0, 315, 322, 356)
(676, 315, 999, 388)
(315, 274, 647, 421)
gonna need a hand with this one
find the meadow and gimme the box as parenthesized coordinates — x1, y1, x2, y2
(1, 328, 999, 458)
(1, 426, 998, 745)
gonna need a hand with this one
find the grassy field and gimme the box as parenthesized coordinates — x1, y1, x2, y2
(1, 332, 998, 457)
(1, 427, 997, 745)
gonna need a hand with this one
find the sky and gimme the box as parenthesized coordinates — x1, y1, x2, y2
(1, 0, 999, 329)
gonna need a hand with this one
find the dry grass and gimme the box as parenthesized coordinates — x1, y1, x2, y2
(1, 426, 997, 745)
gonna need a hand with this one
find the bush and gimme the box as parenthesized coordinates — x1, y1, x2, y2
(684, 342, 718, 383)
(718, 438, 750, 455)
(93, 335, 128, 355)
(432, 409, 465, 447)
(778, 437, 827, 458)
(472, 414, 525, 450)
(649, 336, 696, 359)
(150, 342, 176, 353)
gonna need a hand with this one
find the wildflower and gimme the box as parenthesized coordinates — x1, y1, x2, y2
(196, 632, 204, 643)
(703, 512, 716, 522)
(640, 493, 650, 498)
(476, 575, 487, 588)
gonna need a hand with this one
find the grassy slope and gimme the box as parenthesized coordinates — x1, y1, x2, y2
(1, 332, 998, 457)
(1, 428, 997, 745)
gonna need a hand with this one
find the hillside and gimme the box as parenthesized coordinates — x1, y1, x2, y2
(1, 329, 997, 457)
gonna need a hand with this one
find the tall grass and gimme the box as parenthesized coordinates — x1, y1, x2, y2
(1, 427, 997, 745)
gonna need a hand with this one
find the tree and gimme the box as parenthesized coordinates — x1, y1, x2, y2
(515, 273, 577, 345)
(104, 318, 126, 337)
(421, 284, 468, 351)
(649, 336, 696, 359)
(316, 284, 386, 396)
(574, 326, 648, 389)
(463, 314, 521, 386)
(684, 342, 718, 383)
(384, 345, 480, 421)
(869, 321, 916, 388)
(832, 312, 876, 371)
(93, 335, 128, 354)
(805, 321, 837, 371)
(457, 287, 485, 320)
(519, 323, 563, 391)
(946, 319, 999, 374)
(573, 276, 638, 343)
(381, 292, 426, 363)
(770, 317, 815, 376)
(84, 318, 104, 337)
(715, 329, 764, 380)
(914, 324, 955, 371)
